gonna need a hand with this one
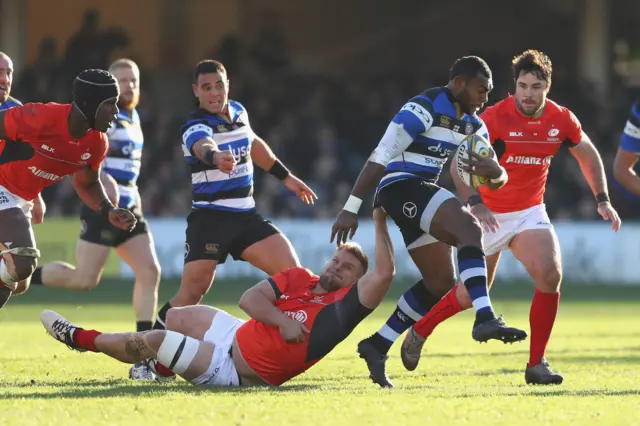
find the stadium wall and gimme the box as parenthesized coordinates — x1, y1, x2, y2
(99, 218, 640, 286)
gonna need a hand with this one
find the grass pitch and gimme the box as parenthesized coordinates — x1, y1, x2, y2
(1, 279, 639, 426)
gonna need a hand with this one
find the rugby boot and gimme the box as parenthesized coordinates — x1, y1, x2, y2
(400, 326, 426, 371)
(357, 338, 393, 388)
(525, 357, 563, 385)
(472, 314, 528, 343)
(40, 309, 87, 352)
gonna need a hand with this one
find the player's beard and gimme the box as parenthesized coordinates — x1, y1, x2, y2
(318, 274, 340, 292)
(516, 97, 545, 117)
(119, 91, 139, 111)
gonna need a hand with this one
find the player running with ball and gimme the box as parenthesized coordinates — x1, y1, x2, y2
(403, 50, 621, 385)
(332, 56, 527, 388)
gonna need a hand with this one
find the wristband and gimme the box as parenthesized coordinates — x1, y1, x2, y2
(98, 200, 114, 220)
(269, 159, 290, 180)
(595, 192, 610, 203)
(467, 195, 483, 207)
(344, 195, 363, 214)
(204, 149, 218, 167)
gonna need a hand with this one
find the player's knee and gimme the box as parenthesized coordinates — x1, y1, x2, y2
(12, 256, 37, 282)
(164, 308, 188, 334)
(535, 264, 562, 292)
(456, 215, 483, 248)
(135, 261, 161, 288)
(12, 279, 30, 295)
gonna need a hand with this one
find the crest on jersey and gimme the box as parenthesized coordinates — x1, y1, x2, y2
(217, 124, 229, 133)
(439, 115, 451, 128)
(81, 152, 91, 160)
(548, 128, 559, 137)
(465, 122, 474, 135)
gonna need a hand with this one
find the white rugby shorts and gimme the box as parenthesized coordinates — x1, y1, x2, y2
(483, 204, 553, 256)
(191, 309, 245, 387)
(0, 185, 32, 219)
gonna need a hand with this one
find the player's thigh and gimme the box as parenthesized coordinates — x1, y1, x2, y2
(510, 228, 562, 292)
(165, 305, 222, 340)
(236, 214, 300, 275)
(0, 206, 38, 280)
(115, 231, 160, 279)
(408, 241, 456, 296)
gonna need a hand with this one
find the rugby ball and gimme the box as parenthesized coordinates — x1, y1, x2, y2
(454, 134, 494, 189)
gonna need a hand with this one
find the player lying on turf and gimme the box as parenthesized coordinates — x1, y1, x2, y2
(0, 69, 136, 310)
(402, 50, 622, 385)
(41, 207, 394, 387)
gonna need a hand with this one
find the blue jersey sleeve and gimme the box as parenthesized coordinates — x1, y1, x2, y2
(391, 97, 434, 139)
(620, 102, 640, 153)
(181, 121, 214, 154)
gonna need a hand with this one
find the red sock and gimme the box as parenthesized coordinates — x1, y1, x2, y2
(73, 329, 102, 352)
(414, 286, 465, 338)
(155, 362, 176, 377)
(528, 289, 560, 368)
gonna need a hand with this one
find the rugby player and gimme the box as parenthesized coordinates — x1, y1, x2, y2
(29, 59, 160, 380)
(613, 99, 640, 195)
(40, 207, 395, 388)
(332, 56, 527, 388)
(403, 50, 621, 385)
(0, 69, 137, 309)
(151, 60, 315, 329)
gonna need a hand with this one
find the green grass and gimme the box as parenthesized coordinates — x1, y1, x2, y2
(1, 280, 639, 426)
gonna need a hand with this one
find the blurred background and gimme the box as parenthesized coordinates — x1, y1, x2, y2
(2, 0, 640, 222)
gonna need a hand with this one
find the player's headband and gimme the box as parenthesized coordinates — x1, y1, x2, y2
(72, 70, 119, 129)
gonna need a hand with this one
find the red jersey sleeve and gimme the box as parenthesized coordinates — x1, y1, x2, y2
(89, 134, 109, 171)
(564, 109, 583, 147)
(3, 103, 50, 141)
(479, 104, 499, 144)
(267, 267, 313, 298)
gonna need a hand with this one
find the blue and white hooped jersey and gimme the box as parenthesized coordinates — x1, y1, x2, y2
(103, 109, 144, 209)
(371, 87, 489, 189)
(181, 100, 256, 212)
(620, 99, 640, 154)
(0, 96, 22, 111)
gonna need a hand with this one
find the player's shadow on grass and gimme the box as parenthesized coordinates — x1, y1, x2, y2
(0, 380, 321, 399)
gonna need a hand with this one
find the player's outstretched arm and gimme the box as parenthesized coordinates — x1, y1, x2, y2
(239, 279, 309, 343)
(251, 137, 317, 205)
(356, 207, 395, 309)
(570, 132, 621, 231)
(191, 137, 236, 174)
(331, 105, 428, 245)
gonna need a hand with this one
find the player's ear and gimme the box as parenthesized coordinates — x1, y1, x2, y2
(191, 84, 198, 97)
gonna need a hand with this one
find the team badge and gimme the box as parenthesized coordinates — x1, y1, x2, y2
(465, 122, 474, 135)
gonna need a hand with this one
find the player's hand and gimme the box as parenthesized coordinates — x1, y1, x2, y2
(108, 208, 137, 231)
(461, 152, 503, 179)
(284, 175, 317, 205)
(597, 201, 621, 232)
(331, 210, 359, 246)
(31, 195, 46, 225)
(214, 150, 237, 174)
(470, 203, 499, 233)
(279, 317, 310, 343)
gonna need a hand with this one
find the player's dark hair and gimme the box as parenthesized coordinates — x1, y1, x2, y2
(193, 60, 227, 83)
(449, 56, 492, 81)
(337, 242, 369, 274)
(511, 49, 552, 85)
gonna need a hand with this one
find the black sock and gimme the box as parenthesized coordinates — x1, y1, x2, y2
(31, 266, 43, 285)
(136, 321, 153, 332)
(0, 286, 11, 309)
(152, 302, 172, 330)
